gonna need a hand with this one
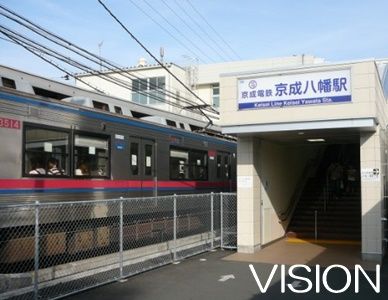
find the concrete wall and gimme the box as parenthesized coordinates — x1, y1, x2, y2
(259, 142, 321, 244)
(237, 136, 321, 251)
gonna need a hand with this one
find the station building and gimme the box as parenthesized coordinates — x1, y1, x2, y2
(76, 55, 388, 261)
(220, 58, 388, 262)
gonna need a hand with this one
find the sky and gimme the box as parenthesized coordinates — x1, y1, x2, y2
(0, 0, 387, 81)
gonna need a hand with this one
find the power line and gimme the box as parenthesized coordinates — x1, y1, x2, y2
(1, 31, 105, 94)
(0, 21, 216, 120)
(98, 0, 216, 127)
(140, 0, 216, 63)
(173, 0, 235, 62)
(2, 26, 201, 114)
(0, 3, 218, 117)
(160, 0, 232, 62)
(184, 0, 242, 61)
(126, 0, 208, 64)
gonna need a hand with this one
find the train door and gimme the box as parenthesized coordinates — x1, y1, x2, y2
(217, 152, 232, 192)
(129, 137, 156, 197)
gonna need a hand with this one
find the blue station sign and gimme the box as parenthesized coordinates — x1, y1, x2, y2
(238, 69, 351, 110)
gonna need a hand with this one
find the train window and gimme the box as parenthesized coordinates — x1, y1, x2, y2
(170, 148, 189, 180)
(74, 134, 109, 177)
(114, 106, 123, 114)
(216, 155, 222, 179)
(1, 77, 16, 89)
(170, 147, 208, 180)
(92, 100, 110, 112)
(24, 126, 69, 176)
(189, 150, 208, 180)
(144, 144, 153, 176)
(166, 119, 176, 127)
(130, 142, 139, 175)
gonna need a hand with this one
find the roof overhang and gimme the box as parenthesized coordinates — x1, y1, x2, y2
(222, 118, 376, 135)
(222, 118, 377, 144)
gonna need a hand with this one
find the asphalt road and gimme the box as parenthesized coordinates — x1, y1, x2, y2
(67, 250, 388, 300)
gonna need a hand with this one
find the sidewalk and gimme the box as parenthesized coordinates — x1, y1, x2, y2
(67, 248, 387, 300)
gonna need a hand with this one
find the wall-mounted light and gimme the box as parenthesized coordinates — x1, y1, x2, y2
(307, 138, 325, 142)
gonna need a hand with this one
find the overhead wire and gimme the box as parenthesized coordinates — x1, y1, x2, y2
(126, 0, 207, 64)
(0, 3, 218, 118)
(184, 0, 242, 61)
(140, 0, 216, 63)
(97, 0, 217, 127)
(172, 0, 236, 62)
(1, 31, 105, 94)
(160, 0, 231, 62)
(0, 5, 189, 107)
(0, 25, 202, 113)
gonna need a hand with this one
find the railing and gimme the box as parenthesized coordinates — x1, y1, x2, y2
(0, 192, 237, 300)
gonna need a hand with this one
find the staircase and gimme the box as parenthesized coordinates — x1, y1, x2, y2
(287, 144, 361, 241)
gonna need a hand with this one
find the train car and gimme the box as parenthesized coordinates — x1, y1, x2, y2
(0, 66, 236, 269)
(0, 66, 236, 204)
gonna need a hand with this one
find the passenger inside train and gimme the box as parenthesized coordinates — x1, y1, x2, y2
(28, 157, 46, 175)
(75, 162, 90, 176)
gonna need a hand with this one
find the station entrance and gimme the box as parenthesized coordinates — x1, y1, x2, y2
(220, 59, 388, 262)
(231, 122, 385, 262)
(286, 143, 361, 242)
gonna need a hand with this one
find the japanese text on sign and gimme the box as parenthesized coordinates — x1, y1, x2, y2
(238, 69, 351, 110)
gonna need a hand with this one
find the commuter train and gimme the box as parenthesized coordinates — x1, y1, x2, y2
(0, 65, 236, 270)
(0, 65, 236, 203)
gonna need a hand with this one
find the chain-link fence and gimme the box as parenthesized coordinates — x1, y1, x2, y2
(220, 193, 237, 249)
(0, 192, 236, 300)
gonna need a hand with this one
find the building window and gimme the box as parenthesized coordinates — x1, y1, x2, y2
(74, 134, 109, 177)
(212, 83, 220, 108)
(170, 147, 208, 180)
(24, 126, 69, 176)
(132, 77, 165, 105)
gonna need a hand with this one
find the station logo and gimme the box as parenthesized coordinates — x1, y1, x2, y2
(248, 80, 257, 89)
(249, 264, 380, 294)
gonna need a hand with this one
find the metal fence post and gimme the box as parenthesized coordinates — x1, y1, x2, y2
(210, 192, 214, 249)
(34, 201, 40, 300)
(119, 198, 123, 279)
(173, 194, 177, 262)
(220, 192, 223, 249)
